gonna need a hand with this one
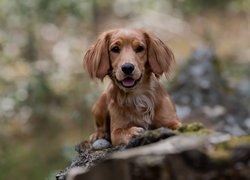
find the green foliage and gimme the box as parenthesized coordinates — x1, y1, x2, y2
(0, 135, 68, 180)
(178, 0, 247, 15)
(0, 0, 91, 23)
(37, 0, 87, 21)
(0, 0, 97, 178)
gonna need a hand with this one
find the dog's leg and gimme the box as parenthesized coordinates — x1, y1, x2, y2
(89, 93, 109, 142)
(153, 95, 181, 130)
(109, 108, 144, 145)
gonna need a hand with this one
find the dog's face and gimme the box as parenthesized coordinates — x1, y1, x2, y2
(109, 29, 147, 90)
(84, 29, 175, 91)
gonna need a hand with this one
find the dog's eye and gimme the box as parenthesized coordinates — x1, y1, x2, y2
(111, 46, 120, 53)
(135, 46, 144, 53)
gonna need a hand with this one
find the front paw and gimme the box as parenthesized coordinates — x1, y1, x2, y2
(168, 121, 182, 130)
(111, 126, 144, 145)
(128, 126, 145, 137)
(89, 130, 106, 143)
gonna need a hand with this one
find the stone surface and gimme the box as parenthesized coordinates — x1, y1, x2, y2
(56, 127, 177, 180)
(64, 132, 250, 180)
(170, 47, 250, 135)
(92, 139, 111, 150)
(56, 124, 250, 180)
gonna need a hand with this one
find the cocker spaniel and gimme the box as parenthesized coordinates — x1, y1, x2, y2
(84, 29, 181, 145)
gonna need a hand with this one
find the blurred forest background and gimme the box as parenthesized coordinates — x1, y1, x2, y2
(0, 0, 250, 179)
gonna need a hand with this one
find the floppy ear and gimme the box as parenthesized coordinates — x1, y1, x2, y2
(83, 32, 111, 80)
(144, 32, 175, 78)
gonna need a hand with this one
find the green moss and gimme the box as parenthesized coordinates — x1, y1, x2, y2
(213, 135, 250, 151)
(176, 123, 250, 161)
(209, 146, 231, 159)
(223, 135, 250, 147)
(177, 122, 213, 135)
(139, 128, 163, 137)
(209, 135, 250, 160)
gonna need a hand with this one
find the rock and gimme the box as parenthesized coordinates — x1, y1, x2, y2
(237, 79, 250, 98)
(56, 127, 176, 180)
(170, 47, 250, 135)
(65, 132, 250, 180)
(56, 124, 250, 180)
(57, 123, 250, 180)
(125, 127, 176, 148)
(92, 139, 111, 150)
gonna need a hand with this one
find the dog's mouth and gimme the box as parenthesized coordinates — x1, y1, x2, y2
(121, 77, 136, 88)
(119, 76, 142, 88)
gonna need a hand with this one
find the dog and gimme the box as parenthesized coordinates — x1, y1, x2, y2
(83, 29, 181, 145)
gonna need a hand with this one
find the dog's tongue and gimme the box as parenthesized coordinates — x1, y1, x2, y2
(122, 78, 135, 87)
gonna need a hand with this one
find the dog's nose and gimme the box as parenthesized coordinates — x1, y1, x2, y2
(121, 63, 135, 75)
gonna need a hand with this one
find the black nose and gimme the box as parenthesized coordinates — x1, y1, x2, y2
(121, 63, 135, 75)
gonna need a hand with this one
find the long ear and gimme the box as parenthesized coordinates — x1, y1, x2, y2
(144, 32, 175, 78)
(83, 32, 111, 80)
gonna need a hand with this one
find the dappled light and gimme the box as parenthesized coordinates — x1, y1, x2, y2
(0, 0, 250, 179)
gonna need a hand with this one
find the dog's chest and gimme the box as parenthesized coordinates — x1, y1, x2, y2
(118, 92, 155, 128)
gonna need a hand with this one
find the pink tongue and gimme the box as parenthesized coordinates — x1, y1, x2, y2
(122, 78, 135, 87)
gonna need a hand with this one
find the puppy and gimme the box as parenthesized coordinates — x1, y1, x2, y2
(84, 29, 181, 145)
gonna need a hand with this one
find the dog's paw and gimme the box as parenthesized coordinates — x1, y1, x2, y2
(89, 130, 106, 143)
(168, 121, 182, 130)
(128, 126, 145, 137)
(123, 127, 145, 144)
(111, 126, 145, 145)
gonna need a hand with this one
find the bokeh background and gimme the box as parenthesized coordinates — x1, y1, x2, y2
(0, 0, 250, 179)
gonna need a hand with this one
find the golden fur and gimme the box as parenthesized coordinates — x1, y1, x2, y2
(84, 29, 181, 145)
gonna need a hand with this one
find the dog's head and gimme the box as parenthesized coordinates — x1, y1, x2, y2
(84, 29, 175, 91)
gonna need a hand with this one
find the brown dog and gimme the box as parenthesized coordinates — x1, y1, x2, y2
(84, 29, 181, 145)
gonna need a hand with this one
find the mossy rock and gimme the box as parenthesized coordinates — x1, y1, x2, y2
(210, 135, 250, 160)
(177, 122, 213, 135)
(57, 122, 249, 180)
